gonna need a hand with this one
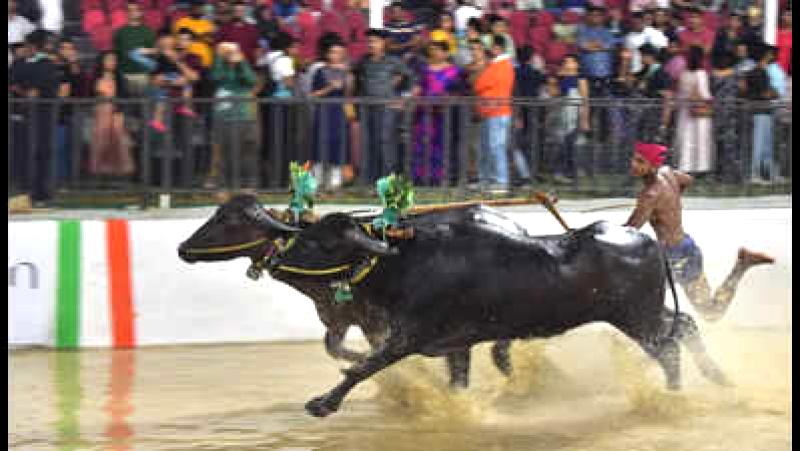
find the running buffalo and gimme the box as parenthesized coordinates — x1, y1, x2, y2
(264, 206, 731, 417)
(177, 195, 513, 387)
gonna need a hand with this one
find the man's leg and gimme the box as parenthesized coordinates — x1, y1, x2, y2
(680, 246, 775, 323)
(489, 115, 510, 188)
(479, 118, 492, 186)
(380, 108, 399, 177)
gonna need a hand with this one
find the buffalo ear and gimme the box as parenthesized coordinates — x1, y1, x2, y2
(245, 205, 302, 233)
(344, 229, 399, 256)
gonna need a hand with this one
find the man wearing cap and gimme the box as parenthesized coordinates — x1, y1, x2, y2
(624, 141, 775, 322)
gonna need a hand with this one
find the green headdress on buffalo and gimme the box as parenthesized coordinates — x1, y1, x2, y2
(372, 173, 415, 231)
(289, 161, 318, 222)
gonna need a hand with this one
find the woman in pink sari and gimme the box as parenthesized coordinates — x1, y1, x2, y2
(90, 51, 135, 177)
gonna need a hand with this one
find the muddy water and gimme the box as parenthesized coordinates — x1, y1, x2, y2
(9, 324, 790, 451)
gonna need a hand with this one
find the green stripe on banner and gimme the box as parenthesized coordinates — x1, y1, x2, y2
(57, 221, 81, 349)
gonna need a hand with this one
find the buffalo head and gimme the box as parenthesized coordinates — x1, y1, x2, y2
(269, 213, 398, 275)
(177, 194, 301, 264)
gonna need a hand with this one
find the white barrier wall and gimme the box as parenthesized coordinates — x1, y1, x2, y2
(7, 208, 792, 348)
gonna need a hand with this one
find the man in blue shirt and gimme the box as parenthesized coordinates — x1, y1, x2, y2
(576, 6, 617, 97)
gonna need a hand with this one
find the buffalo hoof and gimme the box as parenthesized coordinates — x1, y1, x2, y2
(305, 396, 338, 418)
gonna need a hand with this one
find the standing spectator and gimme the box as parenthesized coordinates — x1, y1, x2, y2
(456, 16, 483, 66)
(113, 1, 157, 98)
(309, 40, 353, 190)
(54, 38, 84, 185)
(207, 42, 259, 187)
(177, 27, 213, 69)
(8, 0, 36, 46)
(89, 51, 135, 178)
(263, 31, 298, 98)
(625, 11, 668, 73)
(429, 13, 458, 58)
(740, 6, 764, 49)
(743, 44, 780, 184)
(734, 39, 756, 76)
(473, 34, 515, 193)
(776, 10, 791, 75)
(663, 38, 687, 83)
(633, 43, 672, 143)
(10, 30, 62, 205)
(255, 4, 281, 47)
(606, 7, 625, 41)
(549, 54, 590, 184)
(411, 41, 463, 185)
(352, 28, 416, 180)
(216, 1, 261, 64)
(712, 12, 744, 57)
(577, 6, 617, 98)
(609, 47, 637, 150)
(454, 0, 482, 35)
(464, 38, 488, 182)
(143, 33, 200, 133)
(513, 45, 545, 183)
(709, 50, 742, 183)
(678, 7, 714, 62)
(674, 46, 712, 175)
(481, 15, 515, 61)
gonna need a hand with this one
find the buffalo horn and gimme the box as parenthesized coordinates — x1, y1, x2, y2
(344, 229, 399, 256)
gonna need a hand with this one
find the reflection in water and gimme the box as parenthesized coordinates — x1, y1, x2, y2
(53, 351, 81, 451)
(105, 350, 135, 451)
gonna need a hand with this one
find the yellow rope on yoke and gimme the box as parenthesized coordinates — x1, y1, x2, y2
(275, 263, 354, 276)
(182, 237, 270, 255)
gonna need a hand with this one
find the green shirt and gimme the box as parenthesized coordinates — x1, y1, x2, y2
(113, 25, 156, 75)
(211, 58, 258, 121)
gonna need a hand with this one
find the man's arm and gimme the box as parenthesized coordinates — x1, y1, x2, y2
(624, 188, 659, 229)
(674, 170, 693, 193)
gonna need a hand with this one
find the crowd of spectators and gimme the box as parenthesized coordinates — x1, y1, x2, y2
(8, 0, 793, 204)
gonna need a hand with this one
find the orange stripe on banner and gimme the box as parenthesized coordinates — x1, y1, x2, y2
(107, 220, 136, 348)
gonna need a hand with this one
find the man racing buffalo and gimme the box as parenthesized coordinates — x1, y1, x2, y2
(625, 141, 775, 322)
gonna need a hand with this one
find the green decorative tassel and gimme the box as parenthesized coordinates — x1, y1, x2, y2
(333, 282, 353, 304)
(289, 161, 318, 216)
(372, 174, 415, 230)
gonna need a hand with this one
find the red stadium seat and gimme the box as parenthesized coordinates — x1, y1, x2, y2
(144, 8, 165, 31)
(543, 41, 571, 73)
(90, 25, 114, 51)
(533, 10, 555, 28)
(509, 11, 531, 47)
(81, 0, 103, 11)
(82, 9, 108, 32)
(306, 0, 323, 12)
(529, 25, 552, 54)
(320, 10, 349, 40)
(110, 9, 128, 30)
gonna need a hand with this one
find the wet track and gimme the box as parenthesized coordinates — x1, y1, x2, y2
(9, 325, 791, 451)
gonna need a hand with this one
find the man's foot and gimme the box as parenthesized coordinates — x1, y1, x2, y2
(737, 248, 775, 267)
(149, 120, 167, 133)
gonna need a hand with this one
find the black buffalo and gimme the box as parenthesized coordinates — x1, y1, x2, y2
(177, 195, 513, 386)
(265, 207, 731, 417)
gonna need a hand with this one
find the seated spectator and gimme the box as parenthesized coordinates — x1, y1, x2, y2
(217, 1, 261, 63)
(430, 12, 458, 58)
(255, 3, 281, 46)
(173, 0, 215, 38)
(89, 51, 135, 178)
(113, 2, 157, 98)
(454, 0, 482, 34)
(213, 0, 234, 28)
(740, 6, 764, 48)
(653, 8, 678, 42)
(712, 12, 743, 56)
(178, 27, 213, 68)
(273, 0, 299, 25)
(562, 0, 588, 14)
(385, 2, 425, 62)
(8, 0, 37, 46)
(39, 0, 63, 34)
(625, 11, 668, 73)
(481, 14, 515, 61)
(605, 7, 624, 40)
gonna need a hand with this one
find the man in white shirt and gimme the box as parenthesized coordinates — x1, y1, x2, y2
(454, 0, 482, 34)
(38, 0, 62, 34)
(8, 0, 36, 45)
(625, 11, 668, 73)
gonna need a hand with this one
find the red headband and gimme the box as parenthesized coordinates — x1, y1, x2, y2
(634, 142, 667, 167)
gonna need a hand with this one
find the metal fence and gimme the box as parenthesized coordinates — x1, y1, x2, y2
(8, 96, 792, 201)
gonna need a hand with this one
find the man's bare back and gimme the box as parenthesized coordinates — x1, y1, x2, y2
(625, 165, 693, 247)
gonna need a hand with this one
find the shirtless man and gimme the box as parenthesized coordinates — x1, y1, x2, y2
(624, 142, 775, 322)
